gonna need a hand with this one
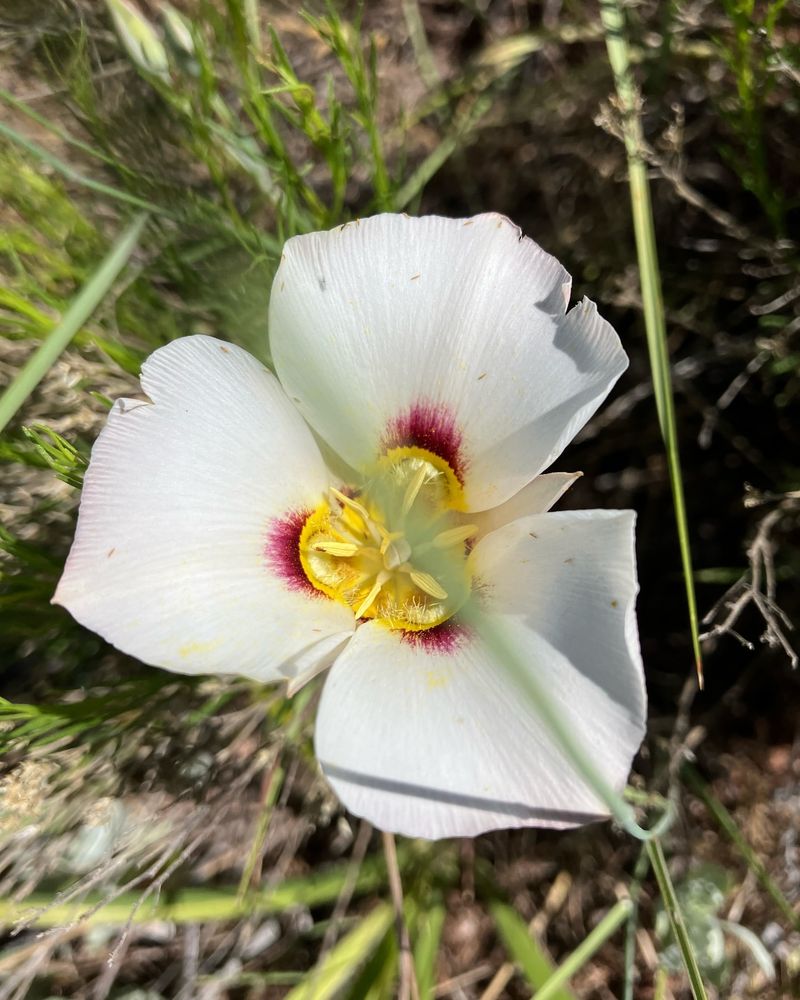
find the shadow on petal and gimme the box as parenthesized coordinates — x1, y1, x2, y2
(320, 762, 607, 827)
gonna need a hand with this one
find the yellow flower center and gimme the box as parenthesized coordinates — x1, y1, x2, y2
(299, 447, 475, 631)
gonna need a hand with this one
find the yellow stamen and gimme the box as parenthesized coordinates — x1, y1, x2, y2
(330, 487, 371, 524)
(311, 540, 359, 557)
(408, 569, 448, 601)
(424, 523, 479, 551)
(298, 448, 472, 632)
(401, 464, 428, 515)
(354, 573, 388, 618)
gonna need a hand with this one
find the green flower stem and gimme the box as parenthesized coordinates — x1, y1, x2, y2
(0, 214, 148, 436)
(600, 0, 704, 686)
(647, 838, 709, 1000)
(534, 898, 632, 1000)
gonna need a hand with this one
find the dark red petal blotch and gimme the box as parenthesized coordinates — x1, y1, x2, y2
(401, 619, 471, 654)
(383, 401, 467, 484)
(264, 510, 317, 596)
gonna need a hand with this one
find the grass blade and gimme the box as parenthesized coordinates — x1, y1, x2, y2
(623, 847, 651, 1000)
(0, 214, 148, 435)
(489, 901, 577, 999)
(533, 899, 631, 1000)
(0, 87, 135, 173)
(0, 855, 398, 929)
(0, 120, 164, 215)
(413, 896, 445, 999)
(647, 839, 709, 1000)
(285, 902, 395, 1000)
(600, 0, 704, 686)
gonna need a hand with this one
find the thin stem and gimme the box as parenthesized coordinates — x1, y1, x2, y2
(0, 214, 149, 436)
(646, 839, 709, 1000)
(534, 899, 632, 1000)
(237, 756, 285, 899)
(401, 0, 440, 89)
(623, 846, 651, 1000)
(382, 831, 419, 1000)
(600, 0, 704, 687)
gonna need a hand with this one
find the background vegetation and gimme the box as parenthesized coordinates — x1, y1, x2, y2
(0, 0, 798, 997)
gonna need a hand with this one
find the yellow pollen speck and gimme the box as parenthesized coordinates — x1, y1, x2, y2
(179, 639, 223, 658)
(426, 670, 449, 689)
(297, 448, 472, 632)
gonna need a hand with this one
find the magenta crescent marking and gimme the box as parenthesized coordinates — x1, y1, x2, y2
(382, 401, 467, 483)
(401, 619, 471, 654)
(264, 510, 317, 596)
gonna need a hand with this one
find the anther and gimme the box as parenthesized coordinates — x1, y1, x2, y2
(416, 523, 478, 555)
(354, 571, 389, 618)
(330, 487, 371, 525)
(431, 524, 478, 548)
(401, 465, 428, 515)
(330, 487, 381, 545)
(408, 569, 448, 601)
(311, 540, 359, 557)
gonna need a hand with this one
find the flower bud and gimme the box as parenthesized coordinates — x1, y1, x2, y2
(105, 0, 169, 81)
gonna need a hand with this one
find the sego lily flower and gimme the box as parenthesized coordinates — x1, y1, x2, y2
(55, 213, 646, 840)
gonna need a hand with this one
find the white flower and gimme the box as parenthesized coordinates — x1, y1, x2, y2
(54, 213, 647, 840)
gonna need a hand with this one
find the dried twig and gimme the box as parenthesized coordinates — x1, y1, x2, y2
(700, 496, 798, 667)
(699, 350, 770, 450)
(383, 830, 420, 1000)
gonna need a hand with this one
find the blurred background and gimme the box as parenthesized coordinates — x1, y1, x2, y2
(0, 1, 798, 997)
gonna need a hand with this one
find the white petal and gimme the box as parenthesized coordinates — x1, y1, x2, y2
(471, 472, 581, 540)
(54, 336, 354, 682)
(471, 509, 646, 724)
(316, 504, 646, 839)
(270, 213, 626, 510)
